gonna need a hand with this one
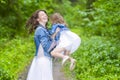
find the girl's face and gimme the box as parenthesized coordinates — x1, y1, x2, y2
(37, 11, 48, 23)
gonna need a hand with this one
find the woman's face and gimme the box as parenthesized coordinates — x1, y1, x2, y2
(37, 11, 48, 24)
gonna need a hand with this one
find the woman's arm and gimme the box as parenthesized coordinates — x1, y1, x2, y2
(36, 28, 52, 52)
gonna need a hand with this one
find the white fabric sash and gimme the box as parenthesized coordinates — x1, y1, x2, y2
(37, 44, 44, 57)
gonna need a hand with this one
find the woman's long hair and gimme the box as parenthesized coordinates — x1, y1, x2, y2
(26, 10, 47, 34)
(50, 13, 68, 27)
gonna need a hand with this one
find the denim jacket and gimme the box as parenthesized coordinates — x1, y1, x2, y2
(34, 24, 54, 58)
(49, 23, 69, 41)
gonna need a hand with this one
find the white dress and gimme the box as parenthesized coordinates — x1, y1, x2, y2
(56, 30, 81, 54)
(26, 44, 53, 80)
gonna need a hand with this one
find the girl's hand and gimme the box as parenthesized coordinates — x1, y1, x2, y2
(55, 27, 60, 33)
(51, 27, 60, 40)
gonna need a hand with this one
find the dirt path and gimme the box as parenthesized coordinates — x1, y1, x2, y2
(18, 59, 69, 80)
(53, 59, 69, 80)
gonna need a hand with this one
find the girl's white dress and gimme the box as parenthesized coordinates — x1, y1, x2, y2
(26, 44, 53, 80)
(56, 30, 81, 54)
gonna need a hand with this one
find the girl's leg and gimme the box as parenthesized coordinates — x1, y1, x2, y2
(64, 50, 76, 71)
(51, 48, 70, 65)
(64, 50, 70, 56)
(51, 48, 66, 58)
(64, 50, 73, 61)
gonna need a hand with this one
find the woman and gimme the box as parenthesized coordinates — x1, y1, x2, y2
(26, 10, 58, 80)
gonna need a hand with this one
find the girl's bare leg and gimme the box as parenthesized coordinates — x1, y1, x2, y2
(64, 50, 73, 60)
(64, 50, 76, 71)
(51, 48, 70, 65)
(64, 50, 70, 56)
(51, 48, 66, 58)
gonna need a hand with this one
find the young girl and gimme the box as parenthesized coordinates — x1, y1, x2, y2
(50, 13, 81, 70)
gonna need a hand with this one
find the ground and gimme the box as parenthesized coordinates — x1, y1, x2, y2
(53, 59, 69, 80)
(18, 59, 69, 80)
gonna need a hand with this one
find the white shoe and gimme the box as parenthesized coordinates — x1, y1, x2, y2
(62, 56, 69, 66)
(70, 59, 76, 71)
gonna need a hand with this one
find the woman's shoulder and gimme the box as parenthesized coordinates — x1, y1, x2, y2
(52, 23, 65, 28)
(57, 24, 66, 28)
(56, 23, 64, 26)
(52, 23, 63, 26)
(35, 26, 45, 35)
(35, 26, 43, 31)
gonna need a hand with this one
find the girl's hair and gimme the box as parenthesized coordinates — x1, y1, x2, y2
(26, 10, 47, 34)
(50, 13, 68, 27)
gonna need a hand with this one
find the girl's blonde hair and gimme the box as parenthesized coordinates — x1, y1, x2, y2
(50, 13, 68, 27)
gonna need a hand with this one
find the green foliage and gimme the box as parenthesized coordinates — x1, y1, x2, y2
(79, 0, 120, 39)
(67, 1, 120, 77)
(50, 0, 86, 28)
(0, 0, 120, 80)
(0, 0, 23, 39)
(0, 36, 34, 80)
(0, 0, 86, 38)
(68, 35, 120, 80)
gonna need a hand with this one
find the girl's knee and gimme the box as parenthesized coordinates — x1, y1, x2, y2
(51, 51, 56, 56)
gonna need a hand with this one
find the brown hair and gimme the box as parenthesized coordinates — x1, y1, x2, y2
(26, 10, 47, 34)
(50, 13, 68, 27)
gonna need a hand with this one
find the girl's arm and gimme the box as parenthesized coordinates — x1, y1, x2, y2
(51, 27, 60, 39)
(50, 24, 60, 39)
(50, 24, 58, 34)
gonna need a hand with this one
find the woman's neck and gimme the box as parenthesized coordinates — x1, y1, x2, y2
(39, 22, 46, 28)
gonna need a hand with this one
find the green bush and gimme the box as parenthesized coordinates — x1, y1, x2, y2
(78, 0, 120, 40)
(0, 36, 34, 80)
(71, 36, 120, 80)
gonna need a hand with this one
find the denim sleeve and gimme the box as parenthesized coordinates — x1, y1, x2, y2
(50, 24, 58, 35)
(36, 28, 52, 53)
(57, 24, 65, 28)
(58, 24, 69, 30)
